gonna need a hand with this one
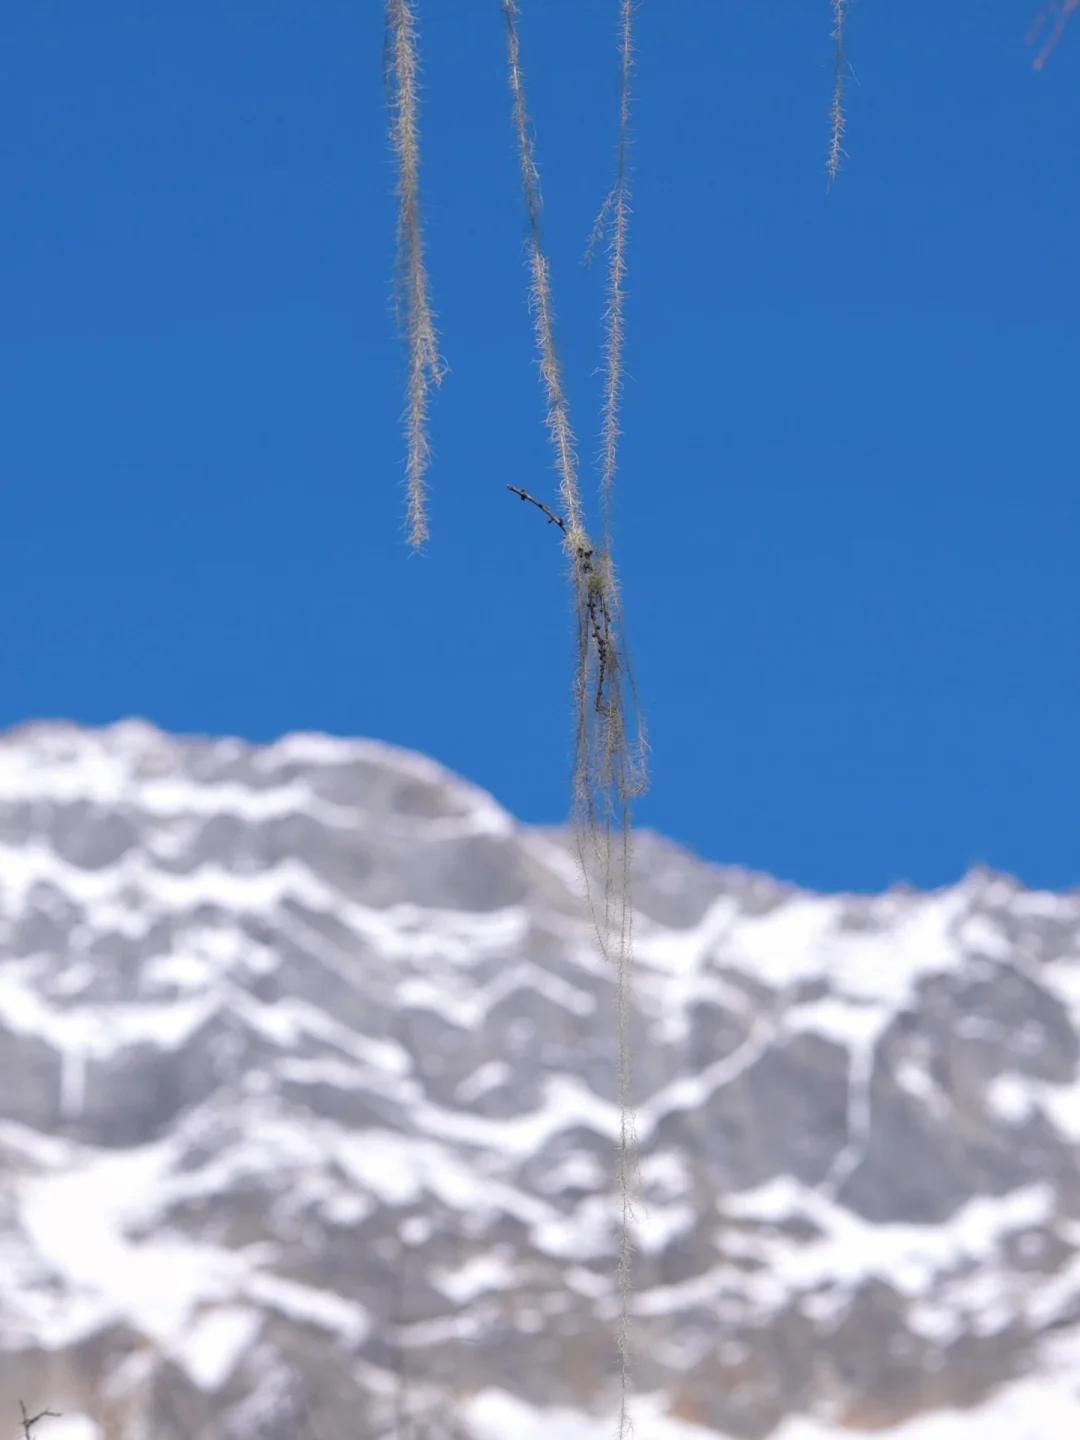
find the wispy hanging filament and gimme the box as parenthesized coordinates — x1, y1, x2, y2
(828, 0, 848, 184)
(502, 7, 647, 1438)
(386, 0, 446, 549)
(1030, 0, 1078, 69)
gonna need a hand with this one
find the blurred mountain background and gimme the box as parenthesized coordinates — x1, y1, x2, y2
(2, 722, 1080, 1439)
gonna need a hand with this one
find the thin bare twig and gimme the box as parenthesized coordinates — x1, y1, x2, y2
(506, 484, 569, 535)
(19, 1404, 61, 1440)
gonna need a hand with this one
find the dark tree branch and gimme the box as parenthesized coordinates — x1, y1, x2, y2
(506, 485, 567, 535)
(506, 487, 616, 710)
(506, 485, 598, 573)
(20, 1404, 61, 1440)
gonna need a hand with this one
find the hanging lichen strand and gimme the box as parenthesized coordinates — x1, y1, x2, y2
(1030, 0, 1079, 68)
(501, 4, 647, 1436)
(591, 0, 632, 548)
(385, 0, 445, 549)
(827, 0, 847, 184)
(584, 10, 644, 1432)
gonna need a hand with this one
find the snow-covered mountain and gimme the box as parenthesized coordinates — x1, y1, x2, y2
(1, 719, 1080, 1440)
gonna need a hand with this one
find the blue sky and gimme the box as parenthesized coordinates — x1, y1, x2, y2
(0, 0, 1077, 894)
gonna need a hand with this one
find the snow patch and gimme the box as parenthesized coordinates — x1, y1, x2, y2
(174, 1305, 262, 1391)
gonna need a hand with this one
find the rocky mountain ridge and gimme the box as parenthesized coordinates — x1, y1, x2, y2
(0, 720, 1079, 1439)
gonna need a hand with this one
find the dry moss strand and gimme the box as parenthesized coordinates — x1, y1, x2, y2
(595, 0, 634, 549)
(1030, 0, 1079, 68)
(827, 0, 848, 185)
(501, 11, 647, 1432)
(386, 0, 445, 548)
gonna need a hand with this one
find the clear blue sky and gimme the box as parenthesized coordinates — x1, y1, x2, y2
(0, 0, 1077, 894)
